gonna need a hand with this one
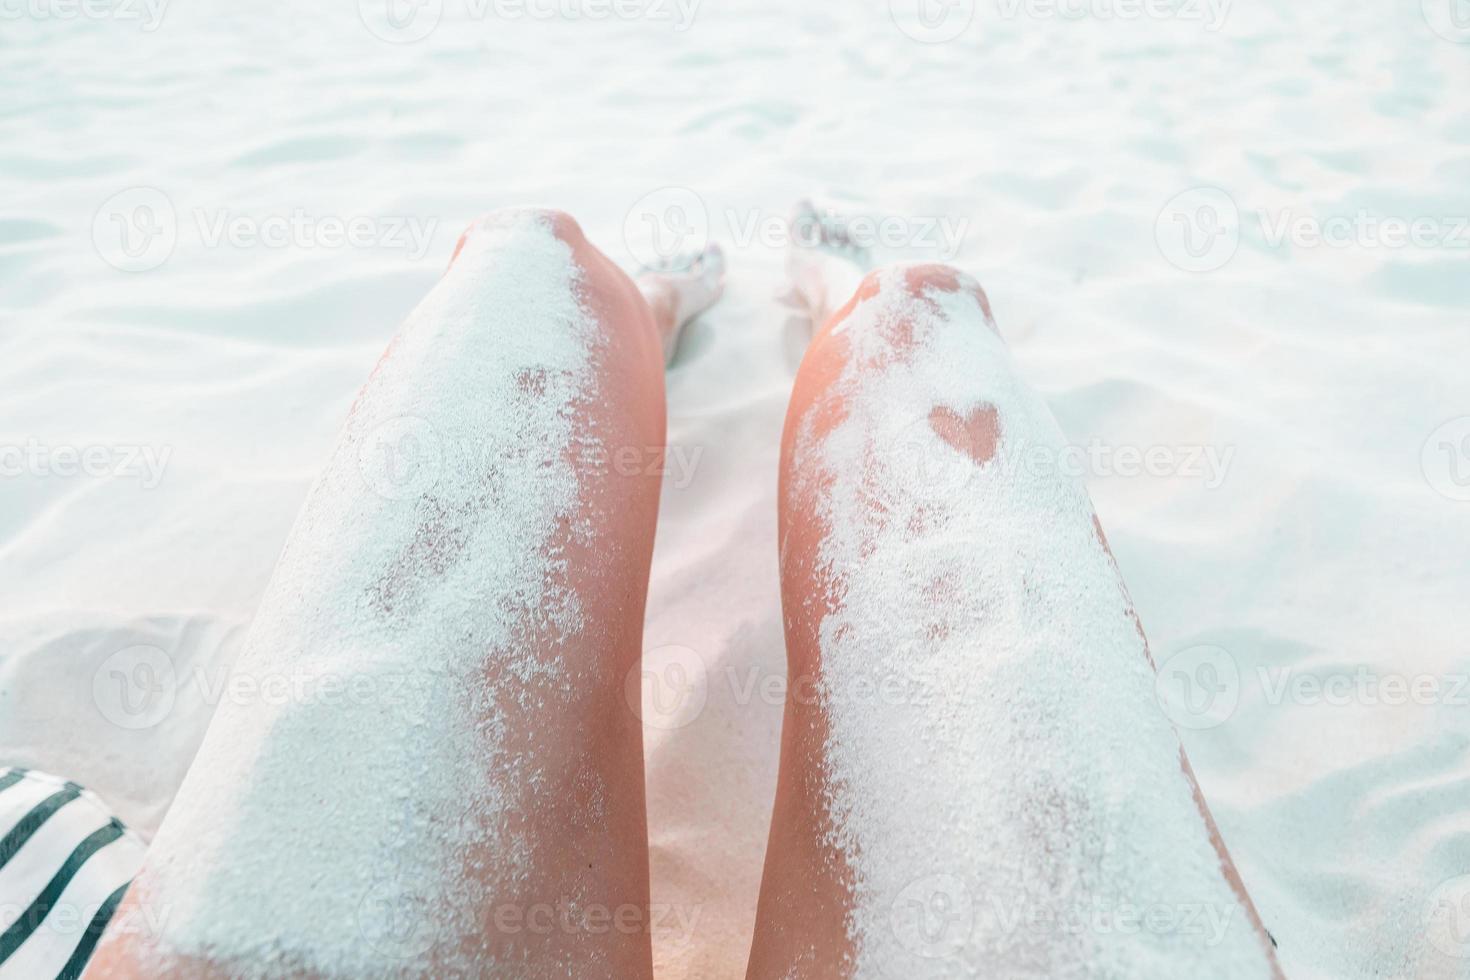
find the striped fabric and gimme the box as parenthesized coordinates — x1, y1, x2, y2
(0, 768, 144, 980)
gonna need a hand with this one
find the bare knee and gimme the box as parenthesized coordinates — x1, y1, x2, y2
(449, 207, 587, 268)
(820, 264, 998, 354)
(872, 262, 996, 324)
(510, 206, 585, 243)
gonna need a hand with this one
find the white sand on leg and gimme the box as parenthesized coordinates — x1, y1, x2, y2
(789, 269, 1273, 977)
(0, 3, 1466, 978)
(136, 212, 599, 976)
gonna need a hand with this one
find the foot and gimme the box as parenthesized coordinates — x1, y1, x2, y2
(786, 199, 874, 330)
(637, 243, 726, 363)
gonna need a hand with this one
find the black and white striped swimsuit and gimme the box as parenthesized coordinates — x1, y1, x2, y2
(0, 768, 144, 979)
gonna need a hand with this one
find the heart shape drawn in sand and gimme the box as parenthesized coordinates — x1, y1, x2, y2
(928, 403, 1001, 466)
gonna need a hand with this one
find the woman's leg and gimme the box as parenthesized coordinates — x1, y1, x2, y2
(85, 209, 720, 979)
(746, 209, 1281, 979)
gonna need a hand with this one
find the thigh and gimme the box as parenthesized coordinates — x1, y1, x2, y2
(87, 210, 666, 980)
(748, 264, 1280, 979)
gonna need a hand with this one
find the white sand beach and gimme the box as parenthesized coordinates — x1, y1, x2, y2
(1, 0, 1468, 976)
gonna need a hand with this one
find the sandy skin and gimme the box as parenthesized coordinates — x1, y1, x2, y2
(83, 210, 722, 980)
(743, 204, 1283, 979)
(83, 204, 1276, 979)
